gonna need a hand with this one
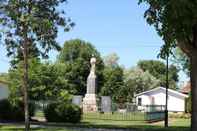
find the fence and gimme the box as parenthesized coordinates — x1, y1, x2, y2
(144, 105, 165, 122)
(83, 103, 165, 122)
(32, 101, 165, 123)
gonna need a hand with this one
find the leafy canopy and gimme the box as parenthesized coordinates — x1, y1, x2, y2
(58, 39, 104, 95)
(103, 53, 120, 68)
(172, 48, 190, 76)
(123, 67, 159, 102)
(137, 60, 179, 89)
(101, 53, 124, 103)
(138, 0, 197, 57)
(101, 65, 124, 103)
(0, 0, 74, 59)
(8, 59, 74, 102)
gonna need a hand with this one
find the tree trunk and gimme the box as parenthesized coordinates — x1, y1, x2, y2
(190, 52, 197, 131)
(23, 41, 30, 131)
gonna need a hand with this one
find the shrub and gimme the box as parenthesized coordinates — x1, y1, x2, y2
(0, 99, 35, 122)
(169, 112, 191, 119)
(44, 102, 82, 123)
(185, 93, 191, 113)
(43, 103, 59, 122)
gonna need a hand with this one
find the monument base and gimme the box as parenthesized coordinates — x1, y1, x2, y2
(83, 94, 97, 112)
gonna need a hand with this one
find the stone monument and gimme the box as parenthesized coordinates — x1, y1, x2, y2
(101, 96, 112, 112)
(72, 95, 83, 107)
(82, 56, 98, 112)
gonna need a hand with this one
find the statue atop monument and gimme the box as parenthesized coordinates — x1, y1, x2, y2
(90, 57, 96, 74)
(83, 56, 98, 112)
(87, 56, 97, 94)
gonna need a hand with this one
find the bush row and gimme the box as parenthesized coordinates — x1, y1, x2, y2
(169, 113, 191, 119)
(0, 99, 82, 123)
(0, 99, 35, 122)
(44, 102, 82, 123)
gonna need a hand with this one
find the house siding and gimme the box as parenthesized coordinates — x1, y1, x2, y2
(136, 87, 187, 112)
(0, 83, 9, 99)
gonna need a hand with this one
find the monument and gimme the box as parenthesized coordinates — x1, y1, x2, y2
(82, 56, 98, 112)
(72, 95, 83, 107)
(101, 96, 112, 112)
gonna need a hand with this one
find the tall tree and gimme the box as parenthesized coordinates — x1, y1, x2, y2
(0, 0, 73, 130)
(138, 0, 197, 130)
(101, 53, 124, 103)
(8, 59, 75, 102)
(58, 39, 104, 95)
(137, 60, 179, 89)
(101, 65, 124, 103)
(103, 53, 120, 67)
(10, 43, 40, 68)
(172, 48, 190, 76)
(123, 67, 159, 102)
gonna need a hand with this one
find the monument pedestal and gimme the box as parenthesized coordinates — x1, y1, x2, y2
(83, 56, 98, 113)
(83, 94, 97, 112)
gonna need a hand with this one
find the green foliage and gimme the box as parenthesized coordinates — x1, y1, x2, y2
(169, 113, 191, 119)
(44, 102, 82, 123)
(0, 73, 8, 83)
(8, 58, 76, 101)
(0, 1, 73, 128)
(172, 48, 190, 76)
(186, 93, 191, 113)
(137, 60, 179, 89)
(58, 39, 104, 95)
(103, 53, 120, 67)
(0, 99, 35, 122)
(123, 67, 159, 102)
(138, 0, 197, 57)
(100, 65, 124, 103)
(0, 0, 74, 60)
(101, 53, 125, 103)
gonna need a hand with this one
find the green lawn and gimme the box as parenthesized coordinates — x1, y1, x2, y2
(82, 118, 190, 128)
(0, 126, 74, 131)
(30, 111, 191, 131)
(83, 112, 145, 121)
(0, 118, 190, 131)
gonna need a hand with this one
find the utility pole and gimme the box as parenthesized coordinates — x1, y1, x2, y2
(164, 51, 169, 127)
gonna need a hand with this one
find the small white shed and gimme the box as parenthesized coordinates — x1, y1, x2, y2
(0, 81, 9, 100)
(135, 87, 188, 112)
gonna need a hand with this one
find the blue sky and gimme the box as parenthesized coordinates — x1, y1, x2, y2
(0, 0, 188, 82)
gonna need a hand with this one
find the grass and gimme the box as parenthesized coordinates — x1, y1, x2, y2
(83, 112, 145, 121)
(0, 118, 190, 131)
(0, 126, 74, 131)
(1, 111, 190, 131)
(82, 118, 190, 128)
(35, 110, 45, 118)
(36, 111, 146, 121)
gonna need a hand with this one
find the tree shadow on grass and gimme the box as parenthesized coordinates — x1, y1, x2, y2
(77, 121, 190, 131)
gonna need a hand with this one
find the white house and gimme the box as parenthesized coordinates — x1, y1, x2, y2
(135, 87, 188, 112)
(0, 81, 9, 100)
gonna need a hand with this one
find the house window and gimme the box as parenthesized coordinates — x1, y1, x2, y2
(138, 98, 142, 106)
(151, 96, 155, 105)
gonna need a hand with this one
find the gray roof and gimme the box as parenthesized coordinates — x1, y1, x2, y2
(135, 87, 188, 98)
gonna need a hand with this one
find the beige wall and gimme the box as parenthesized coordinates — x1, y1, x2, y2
(0, 83, 9, 99)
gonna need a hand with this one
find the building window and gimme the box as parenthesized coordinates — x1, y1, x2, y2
(151, 96, 155, 105)
(138, 98, 142, 106)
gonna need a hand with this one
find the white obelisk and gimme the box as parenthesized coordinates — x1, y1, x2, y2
(82, 56, 98, 112)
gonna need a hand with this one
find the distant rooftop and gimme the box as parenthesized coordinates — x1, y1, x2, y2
(135, 86, 188, 98)
(180, 82, 191, 94)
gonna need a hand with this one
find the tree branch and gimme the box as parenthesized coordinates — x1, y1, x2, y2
(177, 39, 194, 57)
